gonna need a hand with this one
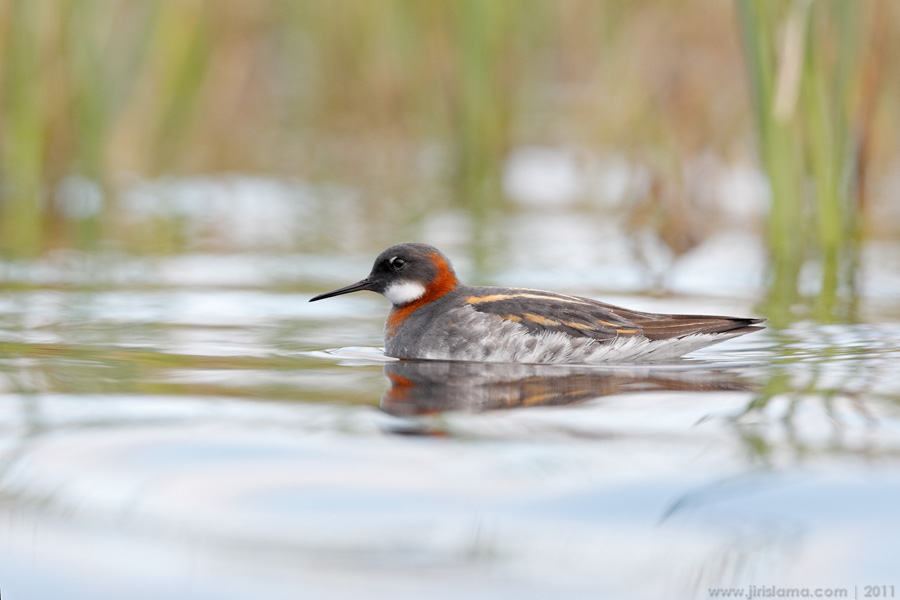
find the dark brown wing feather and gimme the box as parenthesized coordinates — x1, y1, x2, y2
(464, 290, 627, 341)
(610, 308, 765, 341)
(465, 288, 764, 342)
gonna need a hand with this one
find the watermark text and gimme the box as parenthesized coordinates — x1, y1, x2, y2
(707, 584, 895, 599)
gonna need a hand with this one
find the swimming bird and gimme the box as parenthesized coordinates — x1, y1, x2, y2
(309, 243, 764, 363)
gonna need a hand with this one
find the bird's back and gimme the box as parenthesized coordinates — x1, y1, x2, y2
(384, 285, 763, 363)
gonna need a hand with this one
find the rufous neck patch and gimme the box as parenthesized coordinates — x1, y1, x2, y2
(385, 253, 458, 335)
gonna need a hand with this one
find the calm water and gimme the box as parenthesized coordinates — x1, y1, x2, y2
(2, 189, 900, 599)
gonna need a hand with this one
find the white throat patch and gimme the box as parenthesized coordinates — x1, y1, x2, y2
(383, 281, 426, 306)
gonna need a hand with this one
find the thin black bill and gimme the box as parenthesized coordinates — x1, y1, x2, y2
(309, 278, 374, 302)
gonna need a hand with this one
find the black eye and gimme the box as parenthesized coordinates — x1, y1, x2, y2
(389, 257, 406, 270)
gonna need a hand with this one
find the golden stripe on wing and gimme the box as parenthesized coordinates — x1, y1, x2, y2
(466, 293, 590, 305)
(523, 313, 561, 326)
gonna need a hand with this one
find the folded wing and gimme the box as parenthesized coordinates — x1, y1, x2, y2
(465, 289, 763, 342)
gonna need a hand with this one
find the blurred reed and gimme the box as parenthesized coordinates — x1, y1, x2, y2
(0, 1, 897, 321)
(738, 0, 894, 323)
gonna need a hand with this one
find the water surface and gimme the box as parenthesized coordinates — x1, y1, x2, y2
(2, 217, 900, 599)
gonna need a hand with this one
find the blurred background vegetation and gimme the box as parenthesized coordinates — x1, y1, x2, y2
(0, 0, 897, 324)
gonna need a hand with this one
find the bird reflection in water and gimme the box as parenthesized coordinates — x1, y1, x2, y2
(381, 359, 756, 416)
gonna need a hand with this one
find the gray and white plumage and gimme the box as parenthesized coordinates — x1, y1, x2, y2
(309, 243, 764, 364)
